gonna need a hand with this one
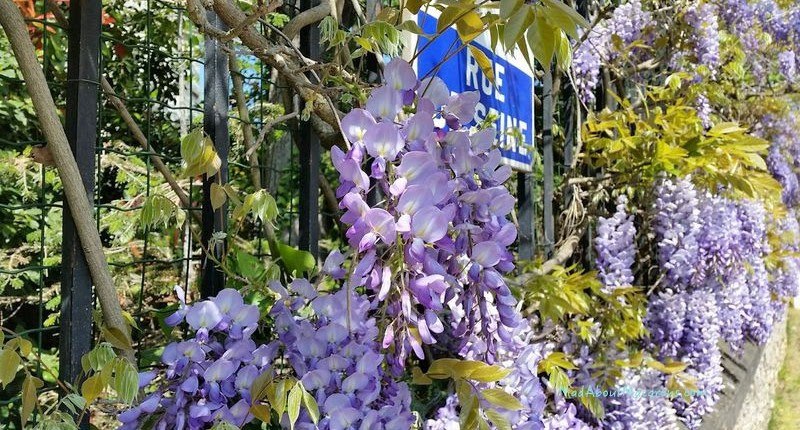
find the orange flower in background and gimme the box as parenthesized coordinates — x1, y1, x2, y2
(13, 0, 115, 48)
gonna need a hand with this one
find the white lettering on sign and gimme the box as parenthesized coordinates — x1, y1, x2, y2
(466, 49, 505, 103)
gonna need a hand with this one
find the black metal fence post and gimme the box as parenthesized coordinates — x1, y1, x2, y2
(542, 68, 555, 257)
(61, 1, 101, 428)
(518, 172, 535, 261)
(201, 10, 229, 298)
(298, 0, 321, 259)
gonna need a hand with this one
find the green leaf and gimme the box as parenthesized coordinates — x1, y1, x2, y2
(481, 388, 524, 411)
(250, 404, 272, 422)
(210, 183, 227, 210)
(250, 370, 273, 402)
(554, 30, 572, 70)
(412, 366, 433, 385)
(180, 129, 204, 165)
(427, 358, 460, 379)
(273, 242, 316, 275)
(406, 0, 427, 14)
(81, 374, 104, 404)
(456, 10, 484, 43)
(21, 374, 41, 427)
(302, 387, 320, 424)
(81, 343, 116, 373)
(113, 358, 139, 405)
(273, 379, 288, 419)
(61, 393, 86, 416)
(504, 6, 534, 50)
(438, 5, 465, 34)
(579, 394, 606, 419)
(0, 348, 20, 388)
(468, 364, 512, 383)
(398, 20, 429, 35)
(527, 15, 557, 68)
(287, 382, 303, 430)
(500, 0, 523, 20)
(708, 122, 746, 135)
(101, 326, 132, 351)
(541, 0, 588, 38)
(484, 408, 512, 430)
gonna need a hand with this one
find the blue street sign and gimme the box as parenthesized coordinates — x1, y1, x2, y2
(415, 11, 536, 172)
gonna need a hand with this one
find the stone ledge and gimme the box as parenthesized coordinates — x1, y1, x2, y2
(699, 314, 788, 430)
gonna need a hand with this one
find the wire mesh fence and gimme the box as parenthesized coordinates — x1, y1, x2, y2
(0, 0, 564, 425)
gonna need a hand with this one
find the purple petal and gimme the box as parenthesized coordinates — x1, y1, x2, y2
(385, 58, 418, 91)
(212, 288, 244, 315)
(418, 77, 450, 107)
(364, 121, 405, 161)
(404, 113, 434, 143)
(396, 151, 437, 183)
(446, 91, 479, 122)
(204, 359, 237, 382)
(301, 368, 331, 390)
(398, 185, 434, 215)
(411, 206, 450, 243)
(341, 108, 376, 144)
(472, 241, 502, 267)
(366, 86, 401, 120)
(471, 128, 496, 152)
(365, 208, 397, 244)
(185, 301, 222, 330)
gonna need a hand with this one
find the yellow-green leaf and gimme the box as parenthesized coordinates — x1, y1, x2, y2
(250, 404, 272, 422)
(251, 371, 273, 402)
(468, 46, 495, 86)
(427, 358, 460, 379)
(481, 388, 523, 411)
(527, 16, 557, 68)
(468, 364, 512, 383)
(273, 379, 288, 419)
(412, 366, 433, 385)
(21, 374, 40, 427)
(81, 373, 104, 404)
(504, 6, 534, 50)
(406, 0, 427, 14)
(500, 0, 523, 20)
(287, 382, 303, 430)
(210, 183, 227, 210)
(101, 326, 132, 351)
(0, 348, 20, 388)
(302, 388, 320, 424)
(484, 408, 512, 430)
(456, 11, 484, 43)
(541, 0, 588, 38)
(438, 5, 465, 34)
(113, 358, 139, 405)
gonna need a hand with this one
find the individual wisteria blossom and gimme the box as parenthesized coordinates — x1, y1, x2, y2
(268, 282, 415, 430)
(118, 287, 266, 430)
(333, 58, 520, 372)
(594, 195, 636, 292)
(684, 2, 721, 77)
(542, 397, 596, 430)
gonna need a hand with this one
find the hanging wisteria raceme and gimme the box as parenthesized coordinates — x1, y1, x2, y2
(594, 195, 636, 292)
(757, 112, 800, 207)
(333, 58, 519, 371)
(572, 0, 653, 104)
(118, 287, 266, 430)
(653, 176, 701, 287)
(425, 319, 548, 430)
(268, 280, 415, 430)
(602, 367, 680, 430)
(684, 2, 721, 76)
(673, 287, 724, 430)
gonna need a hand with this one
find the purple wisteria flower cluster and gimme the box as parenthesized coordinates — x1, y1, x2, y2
(594, 195, 636, 292)
(572, 0, 653, 104)
(684, 3, 721, 77)
(332, 58, 519, 370)
(268, 281, 415, 430)
(119, 287, 264, 429)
